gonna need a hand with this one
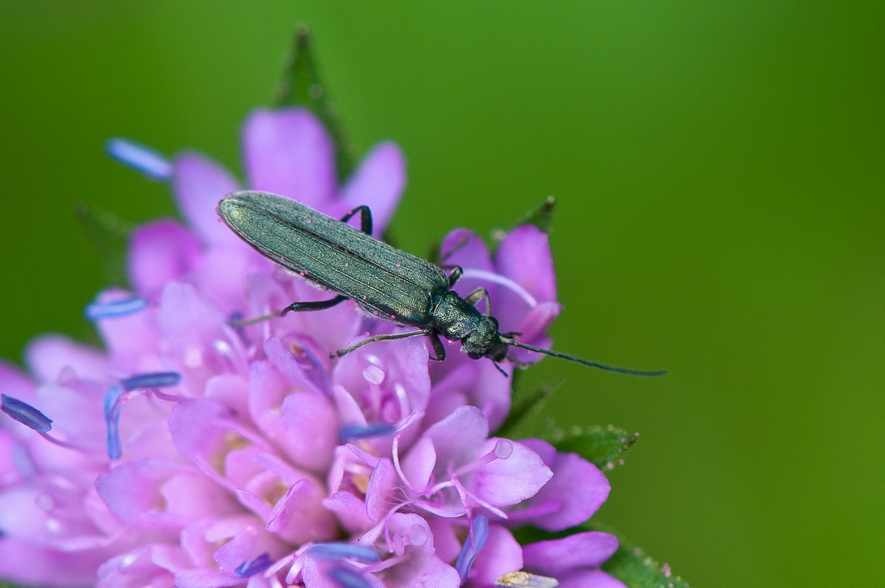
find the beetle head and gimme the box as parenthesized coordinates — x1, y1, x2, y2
(462, 316, 508, 361)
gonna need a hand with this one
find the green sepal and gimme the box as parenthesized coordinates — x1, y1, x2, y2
(600, 531, 691, 588)
(76, 202, 133, 288)
(515, 196, 555, 234)
(546, 424, 639, 471)
(275, 26, 355, 181)
(589, 522, 692, 588)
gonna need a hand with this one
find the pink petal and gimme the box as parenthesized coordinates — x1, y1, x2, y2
(559, 570, 628, 588)
(514, 440, 610, 530)
(494, 225, 557, 303)
(400, 437, 437, 493)
(426, 360, 512, 432)
(128, 219, 202, 296)
(0, 359, 35, 401)
(467, 524, 522, 585)
(323, 491, 373, 533)
(440, 229, 493, 273)
(25, 334, 106, 383)
(471, 440, 552, 507)
(0, 536, 107, 587)
(172, 151, 241, 245)
(280, 390, 339, 473)
(523, 532, 620, 575)
(95, 459, 181, 523)
(366, 457, 400, 521)
(266, 478, 338, 543)
(242, 108, 335, 210)
(423, 406, 489, 466)
(336, 141, 406, 237)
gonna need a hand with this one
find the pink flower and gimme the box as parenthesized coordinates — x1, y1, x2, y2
(0, 107, 618, 587)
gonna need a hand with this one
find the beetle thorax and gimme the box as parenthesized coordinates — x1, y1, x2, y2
(430, 291, 506, 360)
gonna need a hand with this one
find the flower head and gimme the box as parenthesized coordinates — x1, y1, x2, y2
(0, 107, 620, 587)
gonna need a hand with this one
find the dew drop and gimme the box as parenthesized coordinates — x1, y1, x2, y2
(363, 365, 385, 385)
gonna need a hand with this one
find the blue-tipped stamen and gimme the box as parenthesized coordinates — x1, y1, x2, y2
(105, 138, 172, 181)
(85, 296, 148, 321)
(103, 372, 183, 459)
(234, 552, 272, 578)
(308, 542, 381, 563)
(1, 394, 52, 433)
(455, 514, 489, 582)
(339, 422, 396, 442)
(327, 566, 373, 588)
(103, 385, 125, 460)
(122, 371, 181, 391)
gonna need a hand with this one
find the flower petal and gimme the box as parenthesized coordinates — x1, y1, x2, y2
(242, 108, 335, 210)
(280, 390, 339, 473)
(466, 523, 522, 585)
(511, 440, 610, 531)
(128, 220, 202, 296)
(25, 334, 106, 383)
(471, 439, 552, 507)
(523, 532, 620, 575)
(172, 151, 241, 245)
(494, 225, 557, 303)
(336, 141, 406, 237)
(266, 478, 338, 544)
(439, 229, 493, 273)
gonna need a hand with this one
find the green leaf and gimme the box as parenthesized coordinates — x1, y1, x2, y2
(275, 26, 355, 181)
(546, 424, 639, 471)
(76, 202, 133, 288)
(515, 195, 555, 234)
(496, 381, 554, 437)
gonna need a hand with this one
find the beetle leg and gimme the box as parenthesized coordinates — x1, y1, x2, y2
(490, 361, 509, 376)
(281, 295, 348, 315)
(427, 332, 446, 361)
(464, 287, 493, 316)
(340, 205, 373, 235)
(332, 329, 431, 358)
(439, 265, 463, 287)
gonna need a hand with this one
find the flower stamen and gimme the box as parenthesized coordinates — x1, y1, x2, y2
(105, 138, 172, 181)
(455, 513, 489, 583)
(234, 552, 272, 578)
(85, 296, 148, 321)
(1, 394, 80, 451)
(459, 269, 538, 308)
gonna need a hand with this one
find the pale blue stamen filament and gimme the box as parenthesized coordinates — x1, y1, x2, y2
(308, 542, 380, 563)
(455, 514, 489, 582)
(105, 372, 182, 459)
(459, 269, 538, 308)
(105, 138, 172, 181)
(234, 552, 271, 578)
(339, 422, 396, 442)
(85, 296, 148, 321)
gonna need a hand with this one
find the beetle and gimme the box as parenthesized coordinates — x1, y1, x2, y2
(217, 190, 664, 376)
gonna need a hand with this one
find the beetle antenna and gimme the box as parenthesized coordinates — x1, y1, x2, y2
(500, 337, 667, 377)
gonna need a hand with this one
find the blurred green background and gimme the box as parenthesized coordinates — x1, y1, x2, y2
(1, 2, 882, 586)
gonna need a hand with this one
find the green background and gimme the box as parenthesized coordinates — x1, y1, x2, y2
(1, 2, 882, 586)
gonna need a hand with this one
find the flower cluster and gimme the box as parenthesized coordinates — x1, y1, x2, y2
(0, 108, 623, 587)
